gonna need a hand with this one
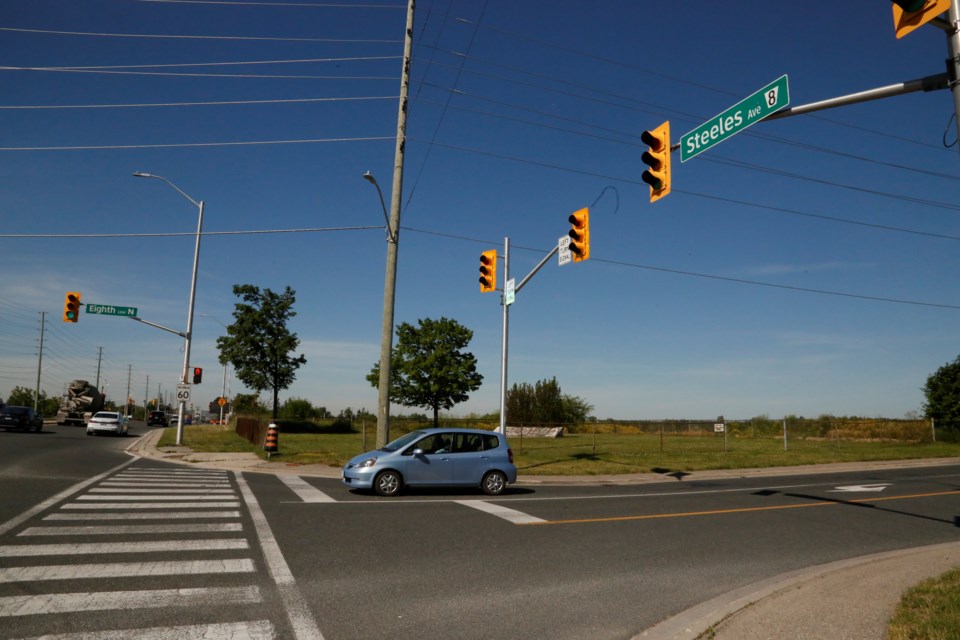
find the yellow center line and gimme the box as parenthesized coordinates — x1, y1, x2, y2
(518, 489, 960, 526)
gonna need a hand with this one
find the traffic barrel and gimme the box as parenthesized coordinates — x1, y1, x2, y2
(264, 423, 279, 456)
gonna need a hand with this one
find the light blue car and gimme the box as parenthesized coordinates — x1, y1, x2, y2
(343, 427, 517, 496)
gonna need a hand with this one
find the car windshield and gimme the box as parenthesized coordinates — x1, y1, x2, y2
(382, 430, 425, 452)
(94, 412, 119, 420)
(2, 407, 28, 416)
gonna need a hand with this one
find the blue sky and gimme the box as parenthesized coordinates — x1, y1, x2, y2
(1, 1, 958, 421)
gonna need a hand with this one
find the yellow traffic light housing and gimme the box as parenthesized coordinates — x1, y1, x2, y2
(568, 208, 590, 262)
(892, 0, 949, 38)
(641, 121, 671, 203)
(63, 291, 81, 323)
(479, 249, 497, 292)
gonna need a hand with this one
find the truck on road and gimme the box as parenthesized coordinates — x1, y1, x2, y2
(56, 379, 105, 426)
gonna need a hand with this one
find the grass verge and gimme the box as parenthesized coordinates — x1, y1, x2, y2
(888, 568, 960, 640)
(156, 425, 960, 474)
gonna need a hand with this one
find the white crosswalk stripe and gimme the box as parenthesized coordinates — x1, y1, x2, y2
(0, 465, 298, 639)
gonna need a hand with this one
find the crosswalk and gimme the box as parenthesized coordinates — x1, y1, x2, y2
(0, 465, 303, 639)
(0, 464, 541, 639)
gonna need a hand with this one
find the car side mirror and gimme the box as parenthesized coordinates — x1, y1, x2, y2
(412, 448, 425, 457)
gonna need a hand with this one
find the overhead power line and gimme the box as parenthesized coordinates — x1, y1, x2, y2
(0, 95, 398, 110)
(0, 26, 401, 43)
(0, 135, 393, 151)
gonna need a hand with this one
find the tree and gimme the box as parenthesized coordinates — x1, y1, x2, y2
(506, 377, 593, 425)
(924, 355, 960, 431)
(232, 393, 266, 416)
(281, 397, 318, 421)
(217, 285, 307, 419)
(367, 317, 483, 427)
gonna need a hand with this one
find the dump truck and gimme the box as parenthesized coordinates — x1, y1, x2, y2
(56, 379, 105, 426)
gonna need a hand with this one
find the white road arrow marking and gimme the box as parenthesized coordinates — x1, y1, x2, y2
(828, 484, 890, 493)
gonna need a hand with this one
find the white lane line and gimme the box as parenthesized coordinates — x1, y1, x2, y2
(7, 620, 277, 639)
(20, 523, 243, 536)
(120, 469, 228, 475)
(277, 475, 337, 503)
(44, 510, 241, 521)
(0, 539, 249, 557)
(235, 472, 325, 640)
(89, 488, 236, 494)
(9, 620, 276, 639)
(0, 458, 137, 537)
(61, 501, 241, 509)
(99, 482, 231, 488)
(0, 558, 255, 583)
(75, 495, 236, 501)
(0, 586, 263, 617)
(455, 500, 548, 524)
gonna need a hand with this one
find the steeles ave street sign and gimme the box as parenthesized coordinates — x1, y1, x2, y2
(680, 75, 789, 162)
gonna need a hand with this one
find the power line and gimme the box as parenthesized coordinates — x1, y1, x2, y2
(0, 136, 393, 152)
(0, 27, 401, 43)
(0, 225, 384, 238)
(0, 95, 398, 110)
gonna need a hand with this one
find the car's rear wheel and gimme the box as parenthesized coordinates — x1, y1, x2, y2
(373, 470, 402, 497)
(482, 470, 507, 496)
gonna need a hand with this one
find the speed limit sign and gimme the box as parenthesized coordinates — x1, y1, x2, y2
(176, 383, 191, 403)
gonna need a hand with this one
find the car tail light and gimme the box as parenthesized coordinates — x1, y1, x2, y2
(508, 448, 514, 464)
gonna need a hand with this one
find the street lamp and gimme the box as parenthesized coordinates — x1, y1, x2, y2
(133, 171, 204, 446)
(363, 170, 400, 449)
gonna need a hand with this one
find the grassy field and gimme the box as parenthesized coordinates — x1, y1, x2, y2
(157, 424, 960, 474)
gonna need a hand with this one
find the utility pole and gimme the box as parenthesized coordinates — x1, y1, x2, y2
(34, 312, 45, 412)
(125, 365, 132, 418)
(145, 375, 150, 420)
(499, 238, 510, 434)
(95, 346, 103, 391)
(375, 0, 415, 449)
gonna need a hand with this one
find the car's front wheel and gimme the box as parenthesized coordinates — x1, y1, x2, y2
(373, 470, 402, 497)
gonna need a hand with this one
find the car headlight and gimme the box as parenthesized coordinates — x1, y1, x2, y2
(357, 457, 378, 468)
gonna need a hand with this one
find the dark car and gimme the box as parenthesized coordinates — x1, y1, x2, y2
(0, 406, 43, 432)
(147, 411, 168, 427)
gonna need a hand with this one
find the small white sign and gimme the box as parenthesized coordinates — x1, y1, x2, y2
(558, 236, 571, 266)
(713, 423, 725, 432)
(504, 278, 516, 306)
(176, 383, 192, 403)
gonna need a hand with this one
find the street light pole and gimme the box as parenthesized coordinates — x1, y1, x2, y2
(369, 0, 415, 450)
(133, 171, 204, 446)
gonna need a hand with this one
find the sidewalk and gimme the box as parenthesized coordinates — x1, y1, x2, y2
(128, 428, 960, 640)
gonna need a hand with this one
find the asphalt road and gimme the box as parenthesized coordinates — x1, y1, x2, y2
(1, 430, 958, 639)
(246, 464, 960, 640)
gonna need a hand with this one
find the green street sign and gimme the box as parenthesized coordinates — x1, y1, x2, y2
(85, 303, 138, 317)
(680, 75, 789, 162)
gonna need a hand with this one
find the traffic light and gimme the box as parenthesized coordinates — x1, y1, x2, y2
(63, 291, 81, 323)
(892, 0, 949, 38)
(479, 249, 497, 292)
(192, 367, 203, 384)
(640, 121, 671, 203)
(568, 208, 590, 263)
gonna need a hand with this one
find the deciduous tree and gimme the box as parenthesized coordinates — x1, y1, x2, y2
(924, 355, 960, 431)
(217, 285, 307, 419)
(367, 317, 482, 427)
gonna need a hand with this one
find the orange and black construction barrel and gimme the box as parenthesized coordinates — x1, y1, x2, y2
(264, 423, 279, 456)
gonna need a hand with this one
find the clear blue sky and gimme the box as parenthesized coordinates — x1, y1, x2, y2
(2, 1, 958, 421)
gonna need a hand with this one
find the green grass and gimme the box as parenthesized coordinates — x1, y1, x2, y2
(157, 425, 960, 473)
(888, 568, 960, 640)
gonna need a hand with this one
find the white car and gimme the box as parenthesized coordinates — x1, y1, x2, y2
(169, 415, 180, 427)
(87, 411, 128, 436)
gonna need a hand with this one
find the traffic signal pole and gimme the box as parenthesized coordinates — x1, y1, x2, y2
(947, 0, 960, 160)
(498, 237, 509, 435)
